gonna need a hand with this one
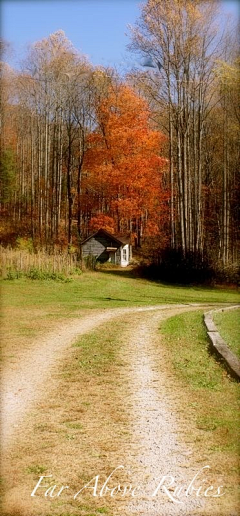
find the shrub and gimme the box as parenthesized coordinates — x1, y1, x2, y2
(16, 237, 34, 253)
(138, 248, 215, 285)
(69, 267, 82, 276)
(5, 268, 23, 280)
(26, 268, 72, 282)
(137, 248, 240, 285)
(213, 263, 240, 286)
(83, 255, 97, 270)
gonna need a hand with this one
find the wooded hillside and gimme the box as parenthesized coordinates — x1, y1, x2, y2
(1, 1, 239, 274)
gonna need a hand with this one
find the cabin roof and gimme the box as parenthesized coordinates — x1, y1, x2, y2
(81, 228, 130, 247)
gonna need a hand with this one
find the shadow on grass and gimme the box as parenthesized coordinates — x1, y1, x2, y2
(97, 267, 135, 279)
(98, 266, 219, 291)
(87, 296, 130, 302)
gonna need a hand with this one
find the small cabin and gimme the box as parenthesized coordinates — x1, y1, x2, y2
(81, 228, 132, 267)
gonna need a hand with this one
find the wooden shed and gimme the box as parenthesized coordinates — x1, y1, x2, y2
(81, 228, 132, 267)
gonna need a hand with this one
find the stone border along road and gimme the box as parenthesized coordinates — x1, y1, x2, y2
(204, 305, 240, 381)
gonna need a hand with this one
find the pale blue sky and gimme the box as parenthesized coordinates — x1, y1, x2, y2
(1, 0, 239, 71)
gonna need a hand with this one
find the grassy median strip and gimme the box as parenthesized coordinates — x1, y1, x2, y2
(213, 309, 240, 359)
(159, 311, 240, 511)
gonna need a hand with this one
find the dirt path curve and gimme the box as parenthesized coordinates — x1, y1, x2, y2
(2, 303, 198, 450)
(2, 302, 221, 516)
(2, 303, 204, 453)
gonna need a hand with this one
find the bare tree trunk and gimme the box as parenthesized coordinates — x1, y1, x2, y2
(30, 117, 35, 238)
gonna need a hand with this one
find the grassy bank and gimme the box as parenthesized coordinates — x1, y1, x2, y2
(213, 308, 240, 358)
(159, 311, 240, 512)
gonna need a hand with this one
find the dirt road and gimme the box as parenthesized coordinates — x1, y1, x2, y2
(2, 304, 193, 449)
(2, 303, 226, 516)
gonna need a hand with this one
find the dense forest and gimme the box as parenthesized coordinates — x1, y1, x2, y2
(1, 1, 239, 278)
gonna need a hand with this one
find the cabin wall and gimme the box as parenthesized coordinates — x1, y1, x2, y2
(120, 244, 129, 267)
(82, 236, 107, 262)
(116, 248, 121, 265)
(82, 234, 132, 266)
(82, 235, 119, 263)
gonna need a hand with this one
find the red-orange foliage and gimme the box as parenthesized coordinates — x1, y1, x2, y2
(82, 85, 169, 238)
(89, 214, 115, 234)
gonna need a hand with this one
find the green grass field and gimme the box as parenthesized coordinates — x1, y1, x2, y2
(2, 269, 239, 369)
(159, 310, 240, 508)
(1, 269, 240, 314)
(213, 308, 240, 358)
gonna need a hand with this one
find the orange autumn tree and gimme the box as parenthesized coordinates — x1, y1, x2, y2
(82, 84, 169, 245)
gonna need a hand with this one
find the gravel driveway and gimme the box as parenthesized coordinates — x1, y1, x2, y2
(2, 303, 219, 516)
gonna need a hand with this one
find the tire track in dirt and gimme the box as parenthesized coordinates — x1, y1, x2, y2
(121, 307, 208, 515)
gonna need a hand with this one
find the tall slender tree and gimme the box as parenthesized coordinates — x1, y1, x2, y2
(128, 0, 238, 264)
